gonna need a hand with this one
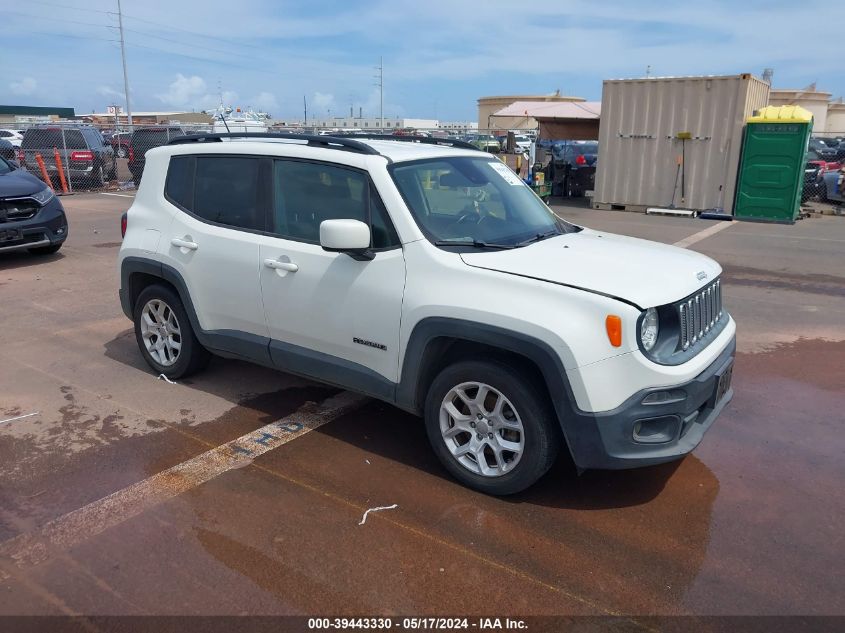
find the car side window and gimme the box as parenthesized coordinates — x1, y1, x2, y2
(192, 156, 264, 231)
(271, 160, 368, 243)
(164, 155, 194, 210)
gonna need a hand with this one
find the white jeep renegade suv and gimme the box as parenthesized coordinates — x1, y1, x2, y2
(118, 133, 735, 495)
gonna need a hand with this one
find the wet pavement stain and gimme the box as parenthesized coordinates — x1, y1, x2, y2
(721, 264, 845, 298)
(734, 337, 845, 392)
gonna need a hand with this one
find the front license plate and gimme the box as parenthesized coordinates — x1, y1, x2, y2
(714, 362, 733, 405)
(0, 228, 22, 243)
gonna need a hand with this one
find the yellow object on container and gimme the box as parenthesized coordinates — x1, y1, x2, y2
(747, 105, 813, 124)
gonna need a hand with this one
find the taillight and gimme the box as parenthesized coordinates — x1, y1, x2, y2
(128, 147, 134, 162)
(120, 212, 127, 239)
(17, 149, 24, 162)
(575, 154, 587, 166)
(70, 150, 94, 161)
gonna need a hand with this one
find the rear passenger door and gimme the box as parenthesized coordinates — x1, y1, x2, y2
(164, 154, 271, 358)
(257, 159, 406, 391)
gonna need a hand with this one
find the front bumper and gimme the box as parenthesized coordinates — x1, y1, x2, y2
(562, 336, 736, 470)
(0, 197, 68, 253)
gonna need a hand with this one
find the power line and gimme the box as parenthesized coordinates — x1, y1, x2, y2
(121, 27, 259, 61)
(5, 9, 109, 28)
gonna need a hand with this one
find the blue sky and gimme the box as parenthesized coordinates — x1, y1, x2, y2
(2, 0, 843, 121)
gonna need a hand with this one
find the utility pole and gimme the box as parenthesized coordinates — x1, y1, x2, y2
(374, 57, 384, 130)
(116, 0, 133, 128)
(303, 95, 307, 126)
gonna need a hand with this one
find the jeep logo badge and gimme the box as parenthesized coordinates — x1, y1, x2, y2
(697, 271, 707, 281)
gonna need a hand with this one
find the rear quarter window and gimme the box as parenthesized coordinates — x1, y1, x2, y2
(165, 156, 194, 210)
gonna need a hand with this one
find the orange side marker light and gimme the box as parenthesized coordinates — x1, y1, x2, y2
(606, 315, 622, 347)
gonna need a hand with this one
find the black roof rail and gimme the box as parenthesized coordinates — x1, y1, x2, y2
(331, 133, 482, 152)
(167, 132, 380, 155)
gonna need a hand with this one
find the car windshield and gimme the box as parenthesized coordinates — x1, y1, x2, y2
(390, 156, 574, 248)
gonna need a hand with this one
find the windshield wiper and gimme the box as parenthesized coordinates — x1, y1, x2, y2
(513, 229, 562, 248)
(434, 239, 514, 250)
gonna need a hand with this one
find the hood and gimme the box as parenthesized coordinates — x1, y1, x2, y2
(460, 228, 722, 308)
(0, 169, 48, 198)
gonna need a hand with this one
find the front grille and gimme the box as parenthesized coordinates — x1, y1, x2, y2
(678, 280, 723, 351)
(0, 198, 40, 223)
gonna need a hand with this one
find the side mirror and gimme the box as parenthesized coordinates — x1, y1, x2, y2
(319, 219, 374, 261)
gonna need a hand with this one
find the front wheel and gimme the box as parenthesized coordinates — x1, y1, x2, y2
(133, 284, 210, 379)
(424, 359, 561, 495)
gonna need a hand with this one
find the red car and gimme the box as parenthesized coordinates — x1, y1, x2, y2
(803, 149, 842, 201)
(109, 132, 130, 158)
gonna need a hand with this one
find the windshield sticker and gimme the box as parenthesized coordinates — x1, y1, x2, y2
(488, 161, 523, 186)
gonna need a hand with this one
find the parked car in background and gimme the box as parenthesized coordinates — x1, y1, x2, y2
(808, 138, 837, 161)
(128, 126, 186, 184)
(110, 132, 131, 158)
(550, 140, 599, 197)
(20, 125, 117, 189)
(0, 129, 24, 148)
(803, 149, 842, 201)
(0, 155, 68, 256)
(471, 134, 500, 153)
(835, 140, 845, 162)
(820, 168, 845, 204)
(0, 138, 16, 162)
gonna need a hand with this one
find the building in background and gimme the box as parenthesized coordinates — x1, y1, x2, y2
(769, 86, 845, 136)
(85, 111, 213, 126)
(477, 92, 585, 131)
(0, 105, 76, 124)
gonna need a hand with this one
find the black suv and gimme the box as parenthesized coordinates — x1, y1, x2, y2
(0, 156, 68, 255)
(549, 140, 599, 197)
(128, 127, 185, 185)
(20, 125, 117, 189)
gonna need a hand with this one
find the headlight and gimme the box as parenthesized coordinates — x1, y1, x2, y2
(640, 307, 659, 352)
(31, 187, 55, 206)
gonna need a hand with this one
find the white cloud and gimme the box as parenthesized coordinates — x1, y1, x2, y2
(312, 92, 336, 114)
(156, 74, 208, 107)
(97, 85, 125, 100)
(10, 77, 37, 96)
(248, 91, 279, 114)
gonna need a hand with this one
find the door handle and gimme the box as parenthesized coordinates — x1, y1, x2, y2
(264, 258, 298, 272)
(171, 237, 198, 250)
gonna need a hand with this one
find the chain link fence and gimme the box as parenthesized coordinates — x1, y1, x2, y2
(802, 133, 845, 217)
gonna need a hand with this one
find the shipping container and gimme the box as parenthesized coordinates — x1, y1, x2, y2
(593, 74, 770, 214)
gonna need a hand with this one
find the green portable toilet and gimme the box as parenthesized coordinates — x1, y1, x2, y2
(734, 105, 814, 224)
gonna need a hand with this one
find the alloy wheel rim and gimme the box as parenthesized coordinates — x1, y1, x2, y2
(439, 381, 525, 477)
(140, 299, 182, 367)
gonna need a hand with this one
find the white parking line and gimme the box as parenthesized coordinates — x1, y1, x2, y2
(99, 192, 134, 198)
(0, 392, 367, 571)
(673, 221, 736, 248)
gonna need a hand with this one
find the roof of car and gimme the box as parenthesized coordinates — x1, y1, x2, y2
(165, 133, 485, 163)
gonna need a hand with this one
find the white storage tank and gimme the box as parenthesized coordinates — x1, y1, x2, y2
(593, 74, 770, 214)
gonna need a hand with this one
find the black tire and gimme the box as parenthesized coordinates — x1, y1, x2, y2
(108, 161, 117, 181)
(424, 359, 561, 495)
(91, 164, 105, 188)
(28, 243, 62, 255)
(133, 284, 210, 380)
(117, 146, 127, 159)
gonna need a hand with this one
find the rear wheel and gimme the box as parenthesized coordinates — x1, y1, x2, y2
(133, 284, 210, 379)
(116, 146, 127, 158)
(424, 359, 560, 495)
